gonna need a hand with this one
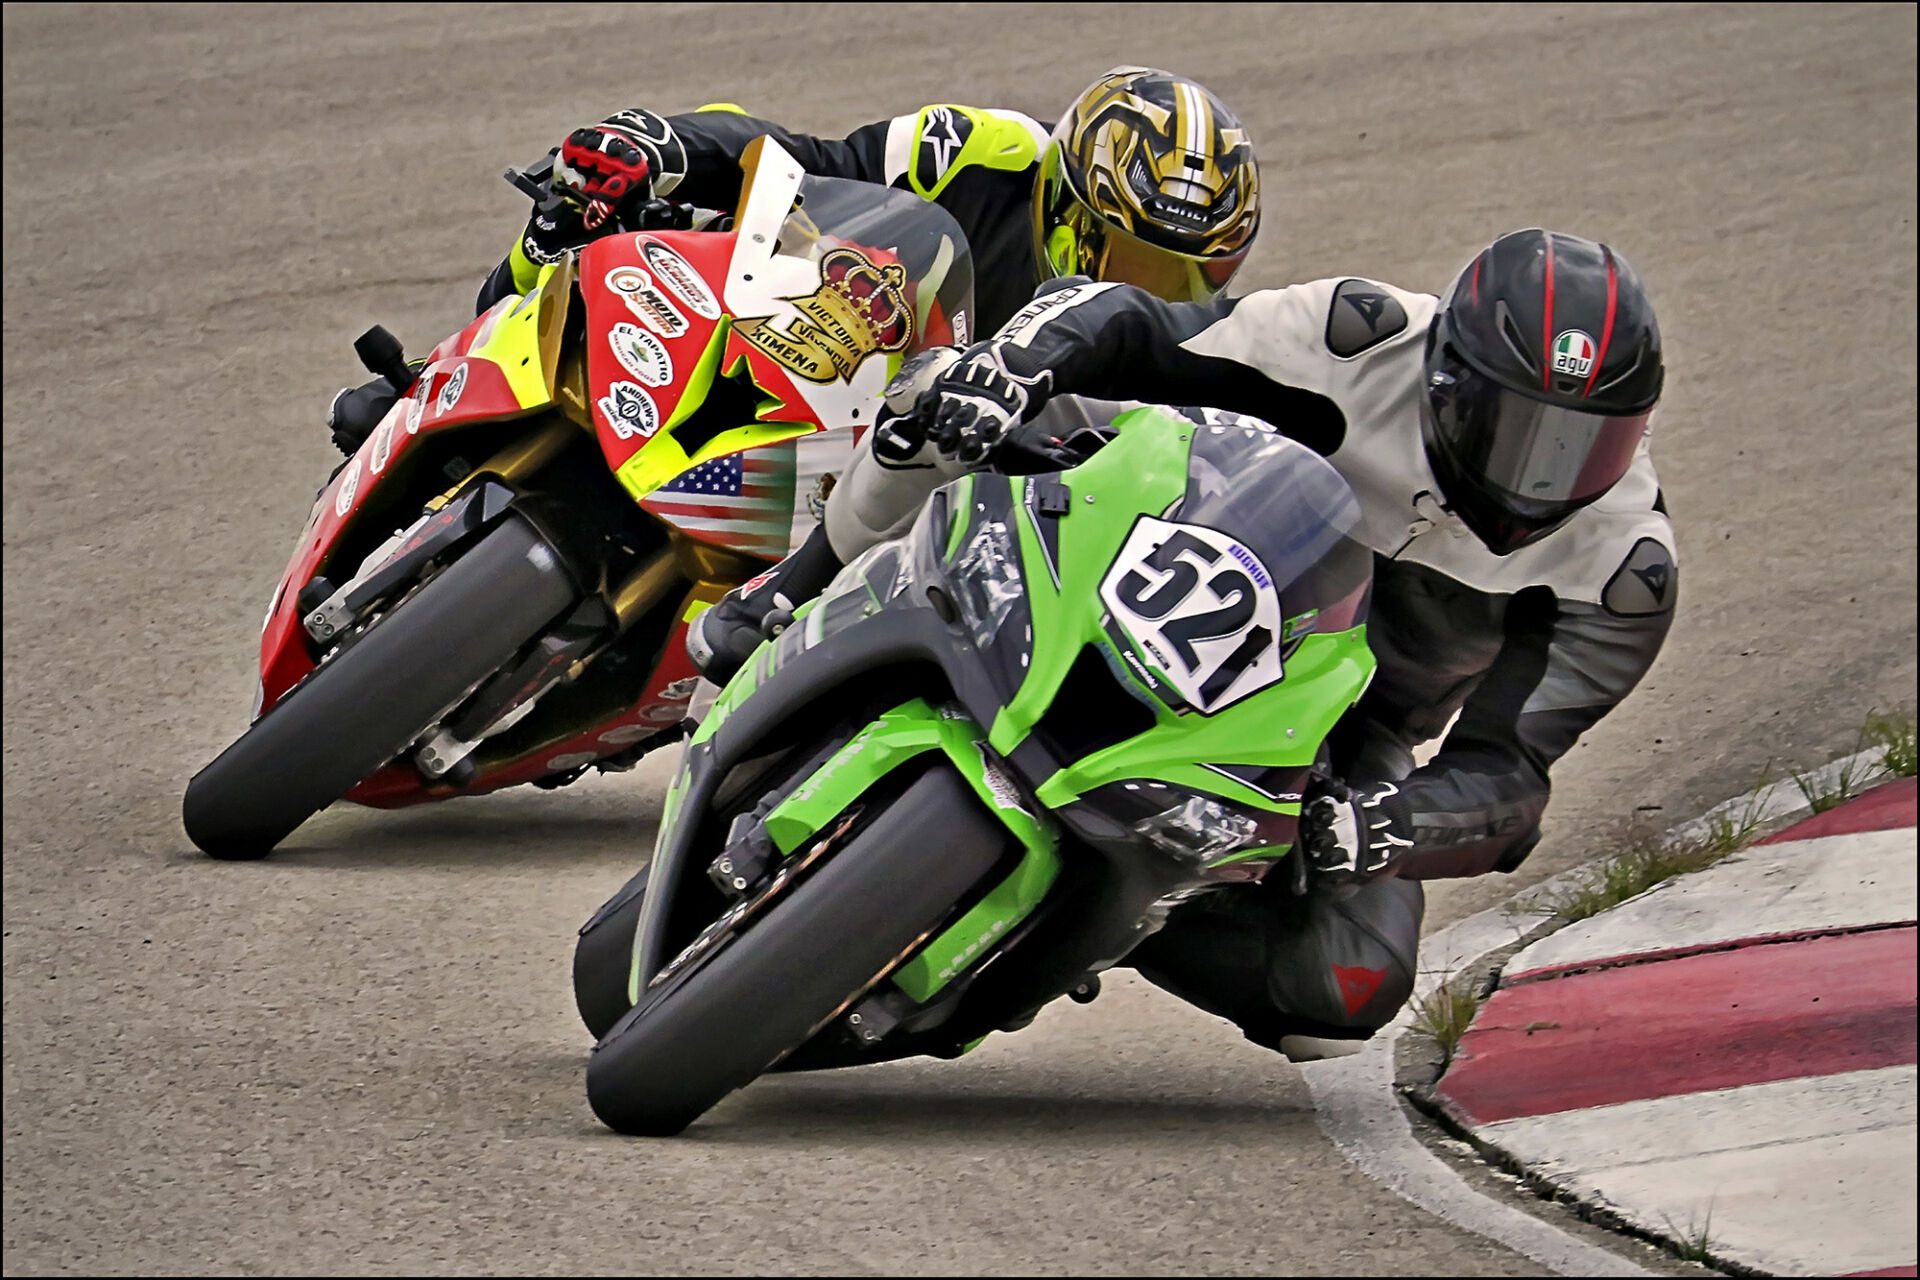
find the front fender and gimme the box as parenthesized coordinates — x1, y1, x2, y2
(634, 683, 1060, 1004)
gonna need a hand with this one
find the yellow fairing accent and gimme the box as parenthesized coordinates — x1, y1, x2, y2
(615, 415, 812, 503)
(465, 260, 569, 410)
(695, 103, 752, 115)
(613, 328, 810, 503)
(909, 105, 1041, 200)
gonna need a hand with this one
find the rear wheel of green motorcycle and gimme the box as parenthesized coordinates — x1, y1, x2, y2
(181, 514, 579, 859)
(585, 764, 1006, 1136)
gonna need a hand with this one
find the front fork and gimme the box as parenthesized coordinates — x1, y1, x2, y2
(302, 414, 721, 786)
(636, 699, 1065, 1035)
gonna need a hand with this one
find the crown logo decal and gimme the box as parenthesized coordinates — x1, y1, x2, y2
(737, 247, 914, 384)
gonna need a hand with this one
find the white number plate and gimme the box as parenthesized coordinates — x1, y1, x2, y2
(1097, 516, 1284, 714)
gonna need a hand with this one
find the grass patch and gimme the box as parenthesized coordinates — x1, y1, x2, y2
(1788, 707, 1915, 812)
(1865, 707, 1917, 779)
(1663, 1200, 1717, 1265)
(1701, 768, 1776, 852)
(1407, 970, 1485, 1069)
(1514, 767, 1774, 929)
(1790, 753, 1874, 814)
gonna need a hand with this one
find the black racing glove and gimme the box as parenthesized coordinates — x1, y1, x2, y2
(1299, 778, 1415, 884)
(926, 346, 1044, 464)
(871, 347, 964, 465)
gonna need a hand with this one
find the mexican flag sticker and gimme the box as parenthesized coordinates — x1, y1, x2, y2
(1551, 329, 1597, 378)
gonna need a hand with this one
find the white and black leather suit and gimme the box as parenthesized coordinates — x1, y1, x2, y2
(823, 277, 1679, 1049)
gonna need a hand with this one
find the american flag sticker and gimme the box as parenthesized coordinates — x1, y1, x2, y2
(643, 442, 798, 560)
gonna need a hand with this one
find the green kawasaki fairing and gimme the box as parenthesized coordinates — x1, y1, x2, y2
(632, 407, 1376, 1007)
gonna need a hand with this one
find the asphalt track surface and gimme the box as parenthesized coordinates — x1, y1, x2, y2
(4, 3, 1915, 1273)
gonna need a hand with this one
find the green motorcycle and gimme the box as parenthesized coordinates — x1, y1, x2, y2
(573, 406, 1377, 1135)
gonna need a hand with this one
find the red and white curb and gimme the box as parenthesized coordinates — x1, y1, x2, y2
(1303, 750, 1912, 1276)
(1431, 777, 1917, 1277)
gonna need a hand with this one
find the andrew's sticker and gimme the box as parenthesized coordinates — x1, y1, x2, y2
(609, 322, 672, 387)
(596, 380, 660, 441)
(605, 265, 688, 338)
(1551, 330, 1596, 379)
(435, 361, 468, 416)
(641, 242, 721, 319)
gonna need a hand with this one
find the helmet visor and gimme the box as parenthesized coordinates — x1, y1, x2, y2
(1429, 355, 1649, 512)
(1096, 220, 1247, 303)
(1038, 147, 1247, 304)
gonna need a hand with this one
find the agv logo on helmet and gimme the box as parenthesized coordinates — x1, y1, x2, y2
(1550, 330, 1597, 379)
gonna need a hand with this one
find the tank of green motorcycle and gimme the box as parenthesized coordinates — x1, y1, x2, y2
(706, 408, 1373, 797)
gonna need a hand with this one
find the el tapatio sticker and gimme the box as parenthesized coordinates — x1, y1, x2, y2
(609, 322, 673, 387)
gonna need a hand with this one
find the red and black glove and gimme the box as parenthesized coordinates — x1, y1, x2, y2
(551, 123, 653, 231)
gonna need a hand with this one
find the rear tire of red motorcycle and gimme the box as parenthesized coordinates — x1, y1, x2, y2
(181, 514, 579, 859)
(585, 764, 1006, 1137)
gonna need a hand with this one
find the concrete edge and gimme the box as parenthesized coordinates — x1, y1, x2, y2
(1665, 746, 1889, 845)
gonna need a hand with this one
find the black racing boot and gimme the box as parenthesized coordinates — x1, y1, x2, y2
(326, 354, 428, 457)
(327, 376, 403, 456)
(687, 523, 844, 685)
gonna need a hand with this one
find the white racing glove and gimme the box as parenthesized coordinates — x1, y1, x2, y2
(1299, 779, 1415, 884)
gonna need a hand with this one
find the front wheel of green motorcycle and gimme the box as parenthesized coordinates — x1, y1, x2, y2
(585, 764, 1006, 1136)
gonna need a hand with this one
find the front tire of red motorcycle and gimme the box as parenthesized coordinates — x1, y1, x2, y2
(585, 764, 1006, 1137)
(181, 513, 579, 859)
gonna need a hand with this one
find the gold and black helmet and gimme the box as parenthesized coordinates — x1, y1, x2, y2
(1033, 66, 1261, 303)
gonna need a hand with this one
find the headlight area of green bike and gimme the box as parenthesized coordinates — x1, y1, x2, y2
(587, 406, 1376, 1135)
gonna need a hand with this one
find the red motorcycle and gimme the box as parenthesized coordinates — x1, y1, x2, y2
(183, 138, 976, 858)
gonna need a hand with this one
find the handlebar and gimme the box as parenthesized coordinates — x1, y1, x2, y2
(503, 152, 713, 237)
(987, 423, 1111, 475)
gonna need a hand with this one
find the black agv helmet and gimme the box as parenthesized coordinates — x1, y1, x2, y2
(1423, 229, 1664, 555)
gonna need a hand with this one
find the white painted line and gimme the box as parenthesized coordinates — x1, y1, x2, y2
(1482, 1067, 1918, 1277)
(1508, 827, 1919, 978)
(1482, 1064, 1916, 1170)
